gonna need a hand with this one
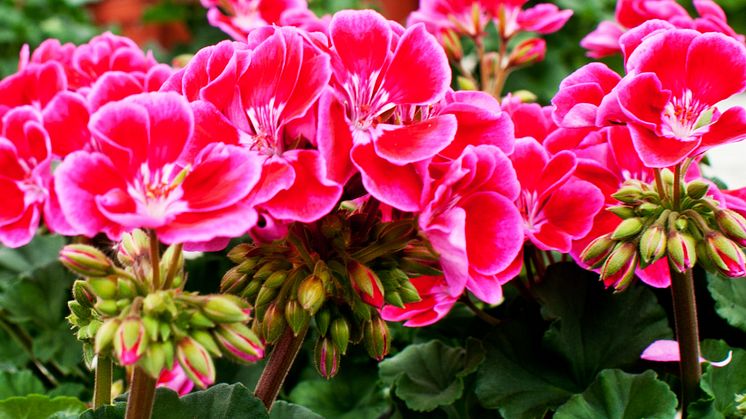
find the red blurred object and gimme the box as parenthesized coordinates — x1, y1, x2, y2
(88, 0, 191, 48)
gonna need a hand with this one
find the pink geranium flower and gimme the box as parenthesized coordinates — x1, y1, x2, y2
(318, 10, 454, 211)
(419, 145, 524, 304)
(55, 92, 264, 246)
(157, 364, 195, 396)
(201, 0, 309, 41)
(380, 275, 458, 327)
(614, 29, 746, 167)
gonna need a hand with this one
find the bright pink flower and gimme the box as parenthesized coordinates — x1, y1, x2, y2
(580, 21, 626, 59)
(692, 0, 746, 43)
(318, 10, 454, 211)
(87, 65, 173, 111)
(641, 339, 732, 366)
(511, 138, 604, 254)
(419, 145, 523, 304)
(201, 0, 308, 41)
(502, 96, 556, 143)
(157, 364, 195, 395)
(614, 30, 746, 168)
(552, 63, 621, 129)
(380, 275, 458, 327)
(55, 92, 264, 246)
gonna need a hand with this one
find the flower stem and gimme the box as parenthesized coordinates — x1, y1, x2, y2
(148, 230, 161, 289)
(668, 263, 701, 415)
(654, 168, 667, 201)
(93, 355, 113, 408)
(254, 326, 308, 410)
(461, 295, 500, 326)
(125, 367, 157, 419)
(673, 164, 682, 210)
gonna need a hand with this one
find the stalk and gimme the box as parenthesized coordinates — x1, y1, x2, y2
(254, 326, 308, 410)
(125, 367, 157, 419)
(668, 262, 701, 415)
(93, 355, 113, 408)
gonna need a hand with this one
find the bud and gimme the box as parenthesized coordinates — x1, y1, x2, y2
(118, 229, 149, 266)
(253, 261, 283, 281)
(140, 341, 174, 378)
(607, 205, 636, 219)
(189, 311, 216, 329)
(141, 316, 160, 341)
(68, 301, 90, 321)
(348, 261, 385, 308)
(705, 232, 746, 278)
(215, 323, 265, 363)
(177, 337, 216, 389)
(264, 271, 288, 289)
(284, 300, 309, 336)
(667, 230, 697, 273)
(362, 316, 390, 361)
(611, 217, 643, 240)
(637, 202, 660, 217)
(261, 303, 287, 344)
(220, 267, 248, 294)
(241, 278, 263, 301)
(88, 277, 118, 300)
(686, 180, 710, 200)
(330, 317, 350, 354)
(113, 318, 147, 366)
(612, 185, 643, 204)
(384, 291, 405, 308)
(716, 209, 746, 246)
(255, 285, 278, 308)
(60, 244, 115, 278)
(398, 280, 422, 304)
(297, 275, 326, 315)
(73, 280, 95, 309)
(508, 38, 546, 67)
(160, 244, 184, 286)
(95, 318, 120, 354)
(457, 76, 477, 91)
(191, 330, 222, 357)
(202, 295, 249, 323)
(600, 242, 638, 290)
(227, 243, 253, 264)
(316, 308, 331, 336)
(96, 299, 119, 316)
(314, 337, 340, 379)
(580, 234, 616, 268)
(442, 29, 463, 61)
(639, 225, 667, 264)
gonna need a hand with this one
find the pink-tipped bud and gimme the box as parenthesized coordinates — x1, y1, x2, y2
(118, 229, 149, 266)
(73, 280, 96, 309)
(685, 180, 709, 200)
(297, 275, 326, 315)
(176, 336, 216, 389)
(600, 242, 638, 290)
(580, 234, 616, 268)
(716, 209, 746, 246)
(114, 318, 147, 366)
(667, 230, 697, 273)
(363, 316, 390, 361)
(202, 295, 250, 323)
(705, 231, 746, 278)
(314, 337, 340, 379)
(640, 225, 667, 264)
(59, 244, 114, 278)
(509, 38, 546, 67)
(348, 261, 385, 308)
(214, 323, 265, 363)
(157, 363, 194, 396)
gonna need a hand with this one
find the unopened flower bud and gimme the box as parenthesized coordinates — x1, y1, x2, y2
(330, 317, 350, 354)
(215, 323, 264, 363)
(95, 318, 120, 354)
(262, 303, 287, 344)
(237, 257, 259, 274)
(255, 285, 278, 308)
(607, 205, 636, 219)
(264, 271, 288, 289)
(686, 180, 709, 200)
(640, 225, 667, 264)
(160, 245, 184, 285)
(442, 29, 463, 61)
(253, 261, 283, 281)
(611, 217, 643, 240)
(140, 341, 173, 378)
(191, 330, 222, 357)
(73, 280, 95, 309)
(384, 291, 405, 308)
(189, 311, 216, 329)
(612, 185, 643, 204)
(96, 299, 119, 316)
(316, 308, 331, 336)
(348, 261, 384, 308)
(297, 275, 326, 315)
(705, 232, 746, 278)
(141, 316, 160, 341)
(227, 243, 253, 264)
(177, 337, 215, 389)
(314, 337, 340, 379)
(68, 301, 90, 321)
(600, 243, 638, 290)
(88, 277, 118, 300)
(220, 267, 248, 294)
(716, 209, 746, 246)
(118, 229, 149, 266)
(580, 234, 616, 268)
(363, 316, 390, 361)
(60, 245, 115, 278)
(398, 280, 422, 304)
(637, 202, 660, 217)
(114, 318, 147, 366)
(457, 76, 477, 91)
(668, 229, 697, 273)
(202, 295, 249, 323)
(508, 38, 546, 67)
(284, 300, 309, 336)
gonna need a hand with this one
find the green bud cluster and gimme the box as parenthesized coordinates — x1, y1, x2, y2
(62, 230, 264, 389)
(222, 209, 433, 379)
(581, 172, 746, 289)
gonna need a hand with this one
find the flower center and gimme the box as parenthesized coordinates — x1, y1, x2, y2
(343, 72, 394, 136)
(128, 163, 189, 221)
(661, 90, 712, 140)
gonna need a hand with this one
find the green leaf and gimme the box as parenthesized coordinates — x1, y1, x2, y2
(0, 264, 75, 326)
(707, 272, 746, 332)
(269, 401, 323, 419)
(687, 399, 725, 419)
(379, 338, 484, 412)
(0, 395, 85, 419)
(0, 370, 45, 399)
(700, 343, 746, 417)
(535, 263, 673, 384)
(554, 369, 677, 419)
(475, 321, 582, 419)
(0, 235, 65, 280)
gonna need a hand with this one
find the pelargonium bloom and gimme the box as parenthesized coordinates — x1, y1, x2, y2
(157, 364, 195, 395)
(55, 92, 264, 246)
(419, 145, 524, 304)
(613, 29, 746, 167)
(551, 62, 621, 129)
(380, 275, 458, 327)
(201, 0, 308, 41)
(319, 10, 455, 211)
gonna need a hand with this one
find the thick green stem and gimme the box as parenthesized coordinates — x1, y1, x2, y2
(254, 326, 308, 410)
(125, 367, 157, 419)
(93, 356, 113, 408)
(668, 264, 701, 415)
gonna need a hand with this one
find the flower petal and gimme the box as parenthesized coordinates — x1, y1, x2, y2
(373, 115, 456, 165)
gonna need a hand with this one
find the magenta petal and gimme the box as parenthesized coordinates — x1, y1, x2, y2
(247, 158, 296, 206)
(87, 71, 143, 111)
(352, 143, 424, 212)
(686, 33, 746, 105)
(537, 151, 577, 199)
(511, 137, 549, 192)
(636, 257, 670, 288)
(329, 10, 391, 77)
(0, 206, 39, 248)
(616, 73, 669, 130)
(374, 115, 456, 165)
(518, 3, 573, 34)
(0, 177, 26, 225)
(317, 90, 356, 184)
(619, 19, 676, 64)
(158, 202, 259, 245)
(130, 93, 194, 169)
(544, 180, 604, 238)
(42, 92, 90, 157)
(89, 98, 150, 171)
(383, 24, 450, 105)
(461, 191, 523, 276)
(626, 29, 698, 94)
(641, 340, 683, 362)
(530, 223, 573, 253)
(580, 21, 624, 59)
(43, 177, 78, 236)
(696, 106, 746, 154)
(628, 125, 699, 168)
(260, 150, 342, 223)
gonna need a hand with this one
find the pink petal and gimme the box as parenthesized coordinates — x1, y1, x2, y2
(246, 157, 296, 206)
(636, 257, 671, 288)
(43, 177, 79, 236)
(466, 271, 506, 305)
(329, 10, 391, 77)
(529, 223, 573, 253)
(42, 92, 90, 157)
(618, 19, 676, 64)
(87, 71, 143, 111)
(685, 32, 746, 105)
(543, 180, 604, 238)
(511, 137, 550, 192)
(129, 93, 194, 170)
(317, 90, 356, 184)
(373, 115, 456, 164)
(0, 206, 39, 248)
(625, 29, 698, 95)
(158, 202, 259, 245)
(518, 3, 573, 34)
(580, 21, 624, 59)
(642, 339, 732, 366)
(0, 177, 26, 225)
(352, 142, 424, 212)
(628, 124, 699, 168)
(439, 91, 515, 158)
(616, 73, 669, 130)
(537, 151, 577, 199)
(696, 106, 746, 154)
